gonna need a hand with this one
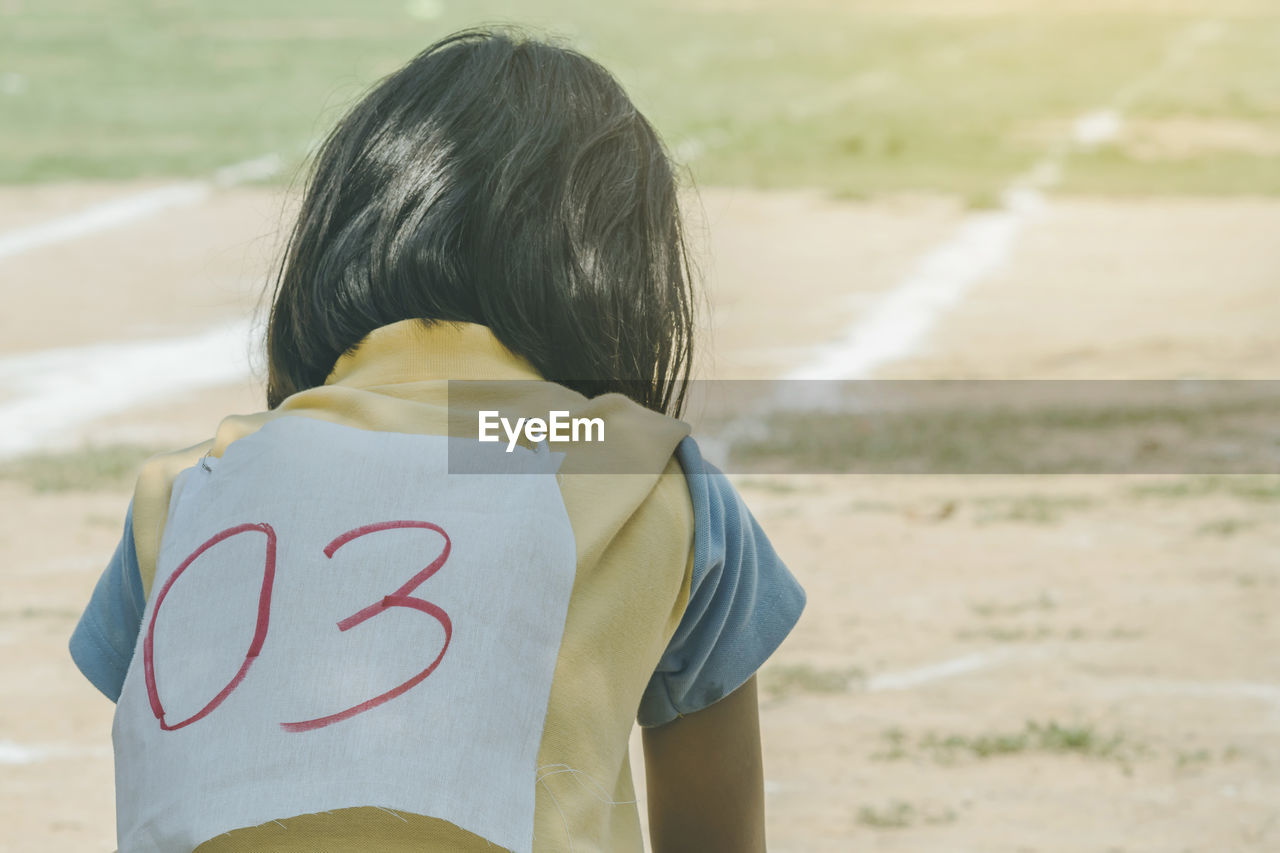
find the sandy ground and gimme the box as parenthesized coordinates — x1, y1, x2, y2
(877, 197, 1280, 380)
(1, 183, 1278, 852)
(0, 184, 289, 356)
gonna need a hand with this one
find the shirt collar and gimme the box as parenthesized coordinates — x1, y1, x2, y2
(324, 319, 543, 388)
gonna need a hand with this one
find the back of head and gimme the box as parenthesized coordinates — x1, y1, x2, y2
(266, 28, 695, 415)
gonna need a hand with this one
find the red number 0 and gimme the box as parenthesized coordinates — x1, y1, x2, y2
(143, 523, 278, 731)
(280, 521, 453, 733)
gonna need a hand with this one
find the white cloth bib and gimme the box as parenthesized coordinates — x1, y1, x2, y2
(113, 416, 576, 853)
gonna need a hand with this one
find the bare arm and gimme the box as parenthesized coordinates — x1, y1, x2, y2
(641, 675, 766, 853)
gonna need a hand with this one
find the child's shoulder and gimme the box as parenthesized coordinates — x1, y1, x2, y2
(638, 435, 807, 727)
(130, 411, 279, 593)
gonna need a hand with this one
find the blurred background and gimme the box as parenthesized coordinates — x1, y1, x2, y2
(1, 1, 1277, 850)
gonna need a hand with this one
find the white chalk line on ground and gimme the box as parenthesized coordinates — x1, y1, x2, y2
(0, 738, 111, 765)
(0, 319, 256, 459)
(862, 649, 1280, 714)
(0, 153, 281, 262)
(866, 648, 1038, 691)
(785, 19, 1224, 383)
(0, 154, 281, 457)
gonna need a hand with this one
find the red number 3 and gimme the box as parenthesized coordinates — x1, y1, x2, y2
(282, 521, 453, 732)
(143, 520, 453, 734)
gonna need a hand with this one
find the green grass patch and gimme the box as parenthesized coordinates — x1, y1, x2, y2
(1195, 517, 1261, 537)
(760, 663, 865, 700)
(856, 800, 956, 830)
(871, 727, 910, 761)
(1064, 146, 1280, 196)
(855, 801, 914, 829)
(730, 393, 1280, 474)
(1174, 748, 1212, 769)
(3, 3, 1279, 195)
(954, 625, 1053, 642)
(1236, 572, 1280, 588)
(1127, 475, 1280, 503)
(972, 494, 1098, 525)
(0, 444, 158, 492)
(874, 720, 1141, 766)
(955, 625, 1144, 642)
(970, 592, 1057, 617)
(923, 721, 1132, 763)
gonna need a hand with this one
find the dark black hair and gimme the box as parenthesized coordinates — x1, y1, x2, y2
(265, 27, 696, 415)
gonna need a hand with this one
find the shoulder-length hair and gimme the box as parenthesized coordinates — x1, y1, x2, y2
(265, 27, 696, 416)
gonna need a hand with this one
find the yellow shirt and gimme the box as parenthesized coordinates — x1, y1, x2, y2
(127, 320, 695, 851)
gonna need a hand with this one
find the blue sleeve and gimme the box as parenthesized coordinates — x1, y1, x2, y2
(637, 437, 806, 727)
(69, 501, 146, 702)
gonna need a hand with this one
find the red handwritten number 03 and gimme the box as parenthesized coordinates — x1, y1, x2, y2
(143, 521, 452, 733)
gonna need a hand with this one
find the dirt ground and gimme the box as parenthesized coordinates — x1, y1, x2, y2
(1, 183, 1278, 852)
